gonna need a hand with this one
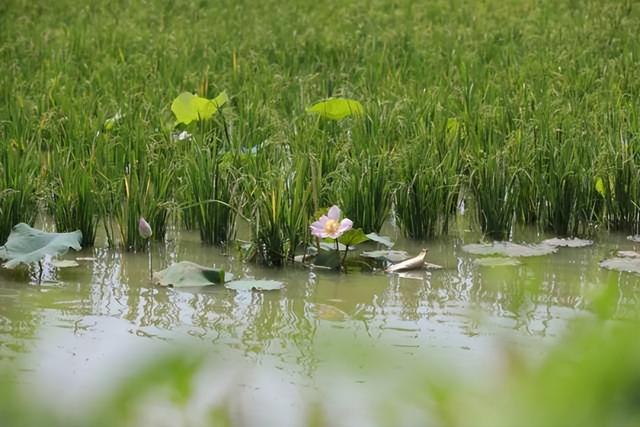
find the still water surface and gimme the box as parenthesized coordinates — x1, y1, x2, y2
(1, 224, 639, 422)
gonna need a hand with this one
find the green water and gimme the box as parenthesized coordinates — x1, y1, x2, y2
(1, 224, 639, 423)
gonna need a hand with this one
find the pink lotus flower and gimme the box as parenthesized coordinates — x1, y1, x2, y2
(310, 206, 353, 239)
(138, 217, 153, 239)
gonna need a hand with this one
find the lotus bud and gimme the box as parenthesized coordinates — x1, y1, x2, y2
(138, 217, 152, 239)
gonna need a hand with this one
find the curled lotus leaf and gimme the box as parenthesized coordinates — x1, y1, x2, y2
(365, 232, 394, 248)
(153, 261, 225, 287)
(0, 223, 82, 269)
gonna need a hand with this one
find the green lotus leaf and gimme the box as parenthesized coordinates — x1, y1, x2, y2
(153, 261, 226, 287)
(360, 250, 409, 263)
(171, 91, 229, 125)
(338, 229, 369, 246)
(224, 279, 284, 291)
(313, 250, 341, 269)
(306, 98, 363, 120)
(365, 232, 394, 248)
(0, 223, 82, 269)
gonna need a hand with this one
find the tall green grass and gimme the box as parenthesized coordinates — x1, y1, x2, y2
(183, 132, 237, 246)
(1, 0, 639, 250)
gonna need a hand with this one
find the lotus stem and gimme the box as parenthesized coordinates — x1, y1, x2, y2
(148, 239, 153, 281)
(37, 260, 43, 284)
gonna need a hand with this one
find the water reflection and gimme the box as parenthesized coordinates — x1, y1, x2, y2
(1, 229, 640, 370)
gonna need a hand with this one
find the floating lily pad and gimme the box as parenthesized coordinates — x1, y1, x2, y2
(462, 242, 557, 257)
(306, 98, 363, 120)
(360, 250, 410, 263)
(617, 251, 640, 258)
(600, 258, 640, 274)
(473, 257, 522, 267)
(153, 261, 225, 287)
(365, 233, 394, 248)
(542, 238, 593, 248)
(0, 223, 82, 269)
(51, 260, 80, 268)
(224, 279, 284, 291)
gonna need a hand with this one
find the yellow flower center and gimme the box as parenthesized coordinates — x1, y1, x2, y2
(324, 219, 340, 235)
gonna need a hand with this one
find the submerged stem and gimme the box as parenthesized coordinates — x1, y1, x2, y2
(148, 239, 153, 281)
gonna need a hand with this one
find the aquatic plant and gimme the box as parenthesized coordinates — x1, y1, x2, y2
(48, 161, 99, 247)
(394, 124, 460, 239)
(250, 158, 312, 267)
(0, 223, 82, 282)
(183, 136, 237, 246)
(310, 205, 353, 239)
(0, 143, 39, 244)
(138, 216, 153, 279)
(339, 153, 393, 234)
(468, 150, 522, 241)
(310, 205, 370, 271)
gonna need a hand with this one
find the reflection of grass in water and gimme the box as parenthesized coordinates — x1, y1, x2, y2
(2, 291, 640, 427)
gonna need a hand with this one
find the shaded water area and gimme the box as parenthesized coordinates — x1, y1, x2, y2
(2, 222, 640, 423)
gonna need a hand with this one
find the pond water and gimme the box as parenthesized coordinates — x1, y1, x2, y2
(1, 222, 640, 424)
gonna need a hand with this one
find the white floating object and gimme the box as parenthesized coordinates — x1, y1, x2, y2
(385, 249, 428, 273)
(627, 235, 640, 243)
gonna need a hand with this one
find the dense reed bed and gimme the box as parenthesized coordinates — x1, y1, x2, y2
(1, 0, 639, 263)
